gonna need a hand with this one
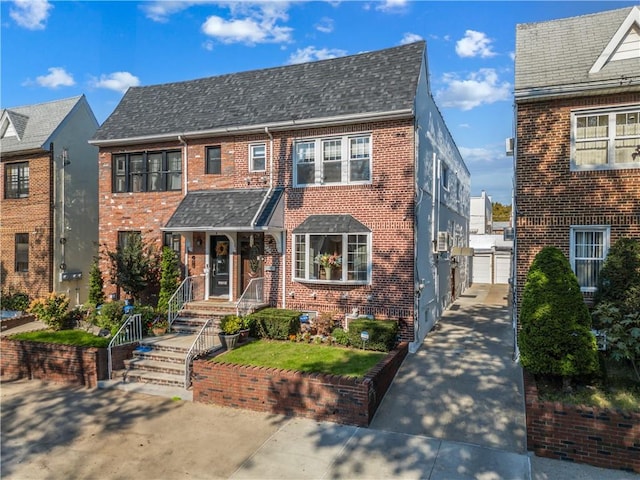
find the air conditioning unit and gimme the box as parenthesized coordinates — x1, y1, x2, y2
(436, 231, 450, 252)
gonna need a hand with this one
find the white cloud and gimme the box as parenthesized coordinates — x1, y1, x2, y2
(455, 30, 496, 58)
(315, 17, 334, 33)
(400, 32, 423, 45)
(459, 145, 503, 164)
(31, 67, 75, 88)
(202, 40, 215, 51)
(140, 1, 195, 22)
(91, 72, 140, 93)
(436, 69, 511, 110)
(509, 51, 515, 61)
(288, 46, 348, 65)
(10, 0, 53, 30)
(201, 3, 292, 45)
(375, 0, 408, 13)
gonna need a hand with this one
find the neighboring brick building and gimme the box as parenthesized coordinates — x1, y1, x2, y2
(0, 96, 99, 304)
(91, 42, 470, 352)
(514, 6, 640, 315)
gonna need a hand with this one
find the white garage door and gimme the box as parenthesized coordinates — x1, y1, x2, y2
(495, 254, 511, 284)
(472, 254, 492, 284)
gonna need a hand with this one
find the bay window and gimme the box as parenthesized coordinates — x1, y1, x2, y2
(572, 106, 640, 170)
(294, 134, 371, 186)
(570, 226, 609, 292)
(112, 150, 181, 192)
(293, 233, 370, 283)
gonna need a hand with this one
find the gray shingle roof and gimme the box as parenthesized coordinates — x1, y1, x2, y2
(93, 42, 425, 142)
(1, 96, 85, 154)
(292, 215, 370, 234)
(515, 6, 640, 96)
(164, 188, 283, 230)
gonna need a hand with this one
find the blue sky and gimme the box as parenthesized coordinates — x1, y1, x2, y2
(2, 0, 638, 205)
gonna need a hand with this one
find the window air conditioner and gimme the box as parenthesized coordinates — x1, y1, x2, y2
(436, 231, 450, 252)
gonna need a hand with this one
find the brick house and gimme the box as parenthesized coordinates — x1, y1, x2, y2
(0, 96, 99, 304)
(90, 42, 470, 352)
(514, 6, 640, 313)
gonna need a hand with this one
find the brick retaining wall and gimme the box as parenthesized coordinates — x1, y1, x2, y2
(0, 337, 137, 388)
(524, 371, 640, 473)
(193, 342, 408, 426)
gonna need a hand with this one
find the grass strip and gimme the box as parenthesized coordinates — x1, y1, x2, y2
(10, 330, 110, 348)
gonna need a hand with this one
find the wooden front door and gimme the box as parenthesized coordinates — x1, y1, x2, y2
(239, 233, 264, 295)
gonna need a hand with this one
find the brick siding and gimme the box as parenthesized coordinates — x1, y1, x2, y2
(515, 93, 640, 308)
(0, 337, 136, 388)
(192, 342, 408, 426)
(98, 120, 416, 341)
(0, 152, 53, 297)
(524, 371, 640, 473)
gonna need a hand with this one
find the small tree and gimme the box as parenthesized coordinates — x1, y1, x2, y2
(518, 247, 598, 387)
(157, 247, 181, 315)
(105, 235, 159, 302)
(594, 237, 640, 307)
(88, 257, 106, 306)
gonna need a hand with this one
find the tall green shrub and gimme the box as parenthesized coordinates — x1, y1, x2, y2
(518, 247, 598, 382)
(157, 247, 181, 314)
(104, 235, 159, 302)
(88, 258, 105, 306)
(594, 237, 640, 308)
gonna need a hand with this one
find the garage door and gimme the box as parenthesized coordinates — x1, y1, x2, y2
(472, 254, 492, 284)
(495, 254, 511, 284)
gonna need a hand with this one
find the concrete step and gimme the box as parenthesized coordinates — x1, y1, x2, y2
(125, 357, 185, 376)
(124, 369, 185, 388)
(131, 348, 186, 364)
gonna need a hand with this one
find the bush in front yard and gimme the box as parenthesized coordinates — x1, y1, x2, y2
(518, 246, 598, 385)
(28, 293, 70, 331)
(246, 308, 301, 340)
(346, 319, 398, 352)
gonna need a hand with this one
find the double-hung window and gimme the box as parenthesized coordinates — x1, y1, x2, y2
(570, 226, 610, 292)
(4, 162, 29, 198)
(206, 146, 222, 174)
(112, 150, 182, 193)
(15, 233, 28, 272)
(163, 232, 181, 254)
(293, 233, 370, 283)
(294, 134, 371, 186)
(572, 106, 640, 170)
(249, 144, 266, 172)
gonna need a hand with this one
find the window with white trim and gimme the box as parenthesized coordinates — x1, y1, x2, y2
(572, 106, 640, 170)
(570, 226, 610, 292)
(294, 134, 371, 186)
(293, 233, 370, 283)
(249, 144, 266, 172)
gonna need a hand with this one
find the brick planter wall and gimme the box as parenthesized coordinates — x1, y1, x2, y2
(0, 338, 137, 388)
(524, 371, 640, 473)
(193, 342, 408, 426)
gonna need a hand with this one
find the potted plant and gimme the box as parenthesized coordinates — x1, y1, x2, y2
(315, 252, 342, 280)
(238, 316, 254, 343)
(151, 316, 169, 336)
(219, 314, 243, 349)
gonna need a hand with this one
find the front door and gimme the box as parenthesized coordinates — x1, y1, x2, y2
(210, 235, 230, 297)
(239, 233, 264, 294)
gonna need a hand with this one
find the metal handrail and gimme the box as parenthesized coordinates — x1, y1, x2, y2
(184, 319, 218, 388)
(108, 313, 142, 380)
(168, 274, 205, 328)
(236, 277, 264, 316)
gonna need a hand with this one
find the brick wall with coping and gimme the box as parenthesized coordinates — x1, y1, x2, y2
(0, 337, 137, 388)
(192, 342, 408, 426)
(523, 371, 640, 473)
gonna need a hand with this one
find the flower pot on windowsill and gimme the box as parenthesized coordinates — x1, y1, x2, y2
(219, 332, 240, 350)
(324, 266, 332, 280)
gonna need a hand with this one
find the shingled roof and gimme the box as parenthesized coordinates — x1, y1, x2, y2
(1, 96, 86, 155)
(92, 42, 425, 144)
(515, 6, 640, 99)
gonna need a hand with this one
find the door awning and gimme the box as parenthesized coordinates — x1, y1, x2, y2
(292, 214, 370, 234)
(163, 188, 283, 232)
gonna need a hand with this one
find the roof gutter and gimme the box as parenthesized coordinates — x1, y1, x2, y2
(514, 78, 640, 102)
(89, 109, 414, 147)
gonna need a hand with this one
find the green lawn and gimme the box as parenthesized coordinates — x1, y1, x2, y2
(10, 330, 110, 348)
(212, 339, 386, 378)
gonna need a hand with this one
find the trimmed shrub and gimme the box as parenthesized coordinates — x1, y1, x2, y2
(246, 308, 301, 340)
(88, 258, 105, 306)
(0, 290, 31, 311)
(96, 300, 126, 335)
(518, 246, 598, 381)
(28, 293, 70, 331)
(331, 327, 350, 346)
(594, 237, 640, 309)
(346, 319, 398, 352)
(157, 247, 181, 314)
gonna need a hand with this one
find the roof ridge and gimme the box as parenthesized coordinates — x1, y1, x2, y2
(517, 6, 635, 28)
(1, 94, 83, 112)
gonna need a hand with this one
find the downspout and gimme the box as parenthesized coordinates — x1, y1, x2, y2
(48, 142, 55, 294)
(178, 135, 189, 277)
(431, 152, 439, 316)
(512, 102, 520, 362)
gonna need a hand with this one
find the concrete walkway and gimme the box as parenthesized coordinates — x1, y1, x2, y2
(2, 284, 639, 479)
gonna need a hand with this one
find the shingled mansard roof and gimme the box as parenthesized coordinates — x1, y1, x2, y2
(92, 41, 425, 145)
(1, 96, 87, 155)
(515, 6, 640, 100)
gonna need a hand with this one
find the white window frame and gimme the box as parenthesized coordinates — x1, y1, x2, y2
(570, 225, 610, 293)
(249, 143, 266, 173)
(293, 133, 372, 187)
(292, 233, 372, 284)
(571, 105, 640, 171)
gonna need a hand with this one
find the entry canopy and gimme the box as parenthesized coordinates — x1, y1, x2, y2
(292, 214, 370, 234)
